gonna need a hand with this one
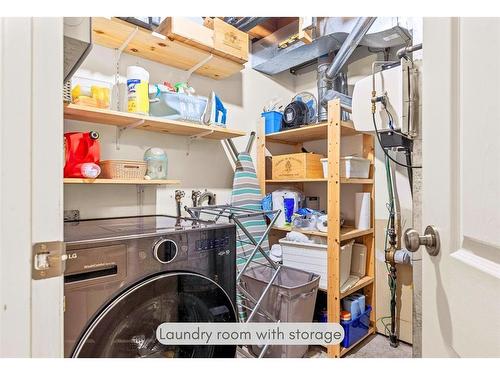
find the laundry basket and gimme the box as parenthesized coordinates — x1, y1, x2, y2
(240, 265, 320, 358)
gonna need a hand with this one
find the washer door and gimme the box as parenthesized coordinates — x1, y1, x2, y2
(72, 272, 236, 358)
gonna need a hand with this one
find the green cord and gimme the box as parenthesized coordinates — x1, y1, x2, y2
(384, 153, 398, 315)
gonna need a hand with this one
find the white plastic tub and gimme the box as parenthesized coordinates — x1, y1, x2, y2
(321, 156, 371, 179)
(279, 239, 353, 290)
(341, 156, 371, 178)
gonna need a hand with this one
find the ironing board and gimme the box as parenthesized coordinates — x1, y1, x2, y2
(230, 152, 270, 270)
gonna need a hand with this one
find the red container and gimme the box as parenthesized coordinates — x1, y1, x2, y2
(64, 131, 100, 178)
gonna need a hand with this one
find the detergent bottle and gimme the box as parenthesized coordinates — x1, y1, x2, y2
(64, 131, 101, 178)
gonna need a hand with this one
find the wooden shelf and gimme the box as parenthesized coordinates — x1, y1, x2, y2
(265, 178, 372, 184)
(265, 120, 358, 144)
(92, 17, 243, 80)
(272, 226, 373, 241)
(341, 178, 373, 184)
(272, 226, 327, 238)
(64, 104, 246, 140)
(64, 178, 180, 185)
(265, 178, 327, 183)
(340, 227, 374, 241)
(340, 327, 376, 357)
(340, 276, 374, 299)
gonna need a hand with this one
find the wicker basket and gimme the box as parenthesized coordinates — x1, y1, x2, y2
(100, 160, 147, 180)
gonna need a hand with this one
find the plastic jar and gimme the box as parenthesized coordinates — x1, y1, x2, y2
(144, 148, 168, 179)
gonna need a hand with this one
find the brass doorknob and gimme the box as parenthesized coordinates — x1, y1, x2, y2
(404, 225, 440, 256)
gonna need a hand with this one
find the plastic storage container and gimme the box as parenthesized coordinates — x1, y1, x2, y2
(143, 148, 168, 179)
(342, 293, 366, 319)
(240, 265, 320, 358)
(71, 76, 112, 109)
(321, 156, 371, 179)
(340, 156, 371, 178)
(279, 239, 353, 290)
(262, 111, 283, 134)
(149, 89, 208, 123)
(340, 305, 372, 348)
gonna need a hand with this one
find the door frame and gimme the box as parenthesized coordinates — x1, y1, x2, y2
(0, 17, 64, 357)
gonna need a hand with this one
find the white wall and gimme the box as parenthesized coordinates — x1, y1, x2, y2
(65, 45, 295, 218)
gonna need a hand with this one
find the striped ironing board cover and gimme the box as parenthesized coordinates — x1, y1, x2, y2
(231, 152, 269, 271)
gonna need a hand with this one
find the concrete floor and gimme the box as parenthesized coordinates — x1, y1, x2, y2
(305, 334, 412, 358)
(343, 334, 412, 358)
(237, 333, 412, 358)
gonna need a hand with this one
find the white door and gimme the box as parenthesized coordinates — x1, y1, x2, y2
(421, 18, 500, 357)
(0, 18, 64, 357)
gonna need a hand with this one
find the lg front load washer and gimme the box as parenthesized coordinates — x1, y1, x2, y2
(63, 215, 237, 358)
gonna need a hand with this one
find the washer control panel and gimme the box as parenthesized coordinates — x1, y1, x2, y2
(195, 235, 231, 253)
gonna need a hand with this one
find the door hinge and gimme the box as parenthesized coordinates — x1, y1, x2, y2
(32, 241, 67, 280)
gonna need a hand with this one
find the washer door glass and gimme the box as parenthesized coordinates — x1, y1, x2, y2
(72, 273, 236, 358)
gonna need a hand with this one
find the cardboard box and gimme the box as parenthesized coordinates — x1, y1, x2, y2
(271, 153, 324, 180)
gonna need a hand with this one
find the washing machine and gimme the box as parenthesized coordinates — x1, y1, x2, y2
(63, 215, 237, 358)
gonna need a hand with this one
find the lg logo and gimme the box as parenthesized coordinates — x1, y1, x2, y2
(67, 253, 78, 260)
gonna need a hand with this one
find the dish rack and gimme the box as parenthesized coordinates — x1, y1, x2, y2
(149, 91, 208, 123)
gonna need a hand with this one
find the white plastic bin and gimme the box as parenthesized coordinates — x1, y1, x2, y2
(340, 156, 371, 178)
(279, 239, 353, 290)
(71, 75, 113, 109)
(320, 156, 371, 179)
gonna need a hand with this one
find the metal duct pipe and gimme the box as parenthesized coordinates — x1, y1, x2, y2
(317, 63, 332, 121)
(318, 17, 377, 121)
(396, 43, 422, 60)
(325, 17, 377, 80)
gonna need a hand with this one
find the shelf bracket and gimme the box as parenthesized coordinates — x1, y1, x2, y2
(185, 54, 213, 84)
(118, 26, 139, 54)
(115, 119, 145, 150)
(114, 26, 139, 111)
(185, 128, 215, 156)
(189, 129, 214, 140)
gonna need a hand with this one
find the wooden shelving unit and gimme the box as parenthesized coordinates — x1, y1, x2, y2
(257, 99, 376, 358)
(64, 178, 180, 185)
(64, 104, 246, 140)
(91, 17, 244, 80)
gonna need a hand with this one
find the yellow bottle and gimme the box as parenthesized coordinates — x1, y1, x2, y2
(127, 66, 150, 115)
